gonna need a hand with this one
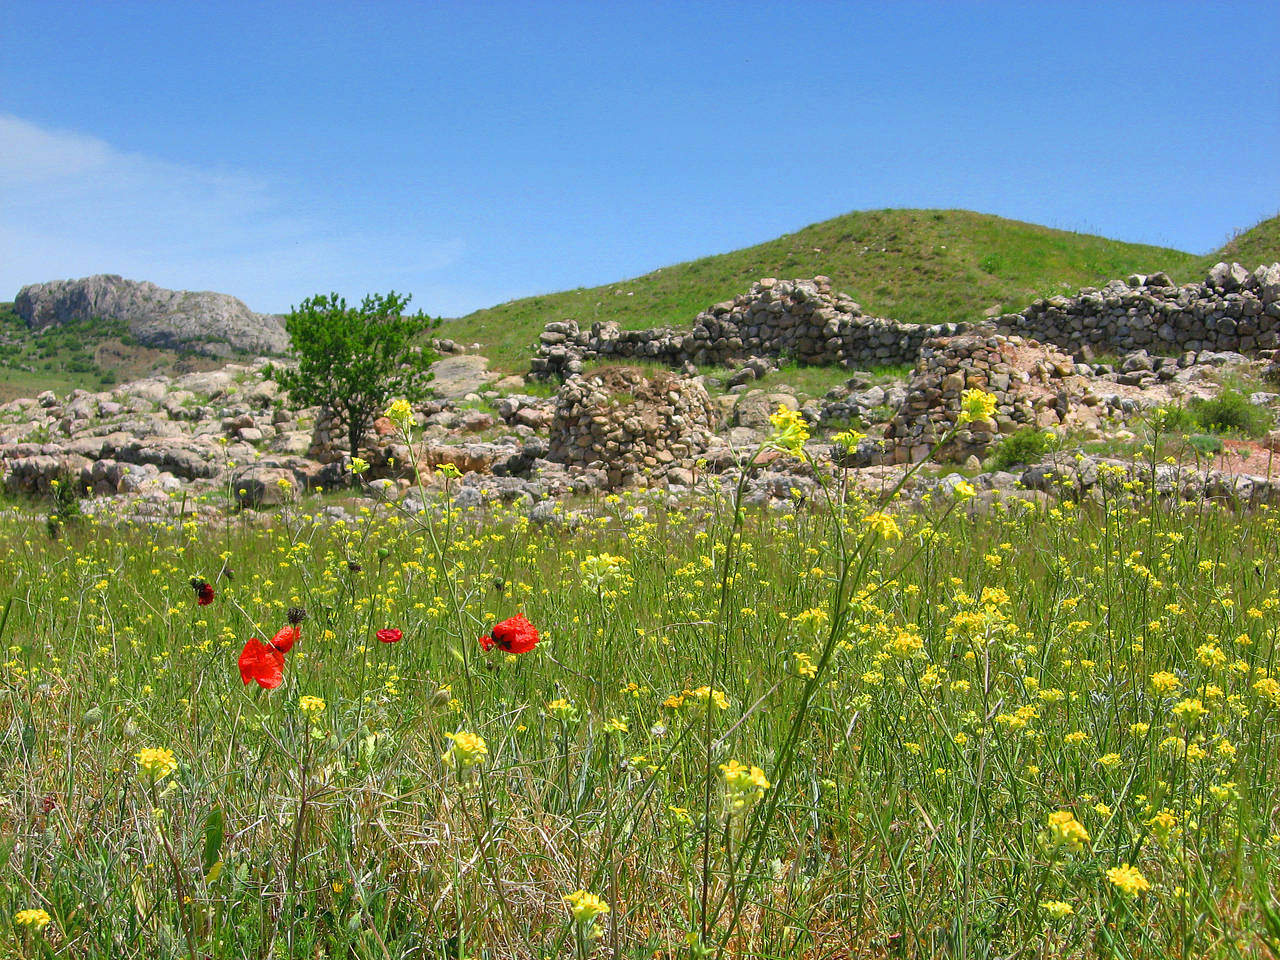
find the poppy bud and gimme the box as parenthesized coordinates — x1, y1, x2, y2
(377, 547, 391, 560)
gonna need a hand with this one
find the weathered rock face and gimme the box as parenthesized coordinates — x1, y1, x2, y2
(14, 275, 288, 357)
(997, 263, 1280, 356)
(548, 367, 718, 489)
(530, 277, 967, 379)
(884, 334, 1100, 463)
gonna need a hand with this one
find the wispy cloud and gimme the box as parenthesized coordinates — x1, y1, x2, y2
(0, 114, 465, 313)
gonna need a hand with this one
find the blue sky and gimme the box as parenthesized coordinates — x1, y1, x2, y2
(2, 0, 1277, 316)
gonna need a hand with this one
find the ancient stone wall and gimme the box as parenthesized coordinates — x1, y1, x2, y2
(884, 334, 1096, 463)
(997, 262, 1280, 357)
(547, 367, 717, 489)
(531, 277, 967, 379)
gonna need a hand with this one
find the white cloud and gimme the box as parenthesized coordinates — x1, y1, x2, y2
(0, 114, 466, 313)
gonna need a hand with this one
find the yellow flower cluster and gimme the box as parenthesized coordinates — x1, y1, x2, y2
(135, 747, 178, 782)
(546, 698, 579, 721)
(832, 428, 866, 453)
(1105, 862, 1151, 897)
(958, 388, 997, 424)
(664, 686, 730, 712)
(862, 511, 903, 541)
(383, 398, 414, 432)
(1046, 810, 1089, 854)
(766, 405, 809, 456)
(787, 651, 817, 679)
(1150, 670, 1181, 694)
(298, 695, 326, 717)
(579, 552, 628, 590)
(14, 908, 52, 929)
(564, 888, 610, 924)
(442, 731, 487, 770)
(720, 759, 770, 812)
(1040, 900, 1073, 919)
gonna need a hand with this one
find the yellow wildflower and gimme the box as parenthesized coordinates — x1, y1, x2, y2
(442, 731, 487, 770)
(863, 511, 903, 541)
(564, 889, 610, 924)
(1106, 863, 1151, 897)
(958, 388, 997, 424)
(14, 909, 51, 929)
(135, 747, 178, 782)
(720, 759, 770, 812)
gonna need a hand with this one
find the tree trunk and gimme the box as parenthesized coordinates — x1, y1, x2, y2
(347, 412, 364, 458)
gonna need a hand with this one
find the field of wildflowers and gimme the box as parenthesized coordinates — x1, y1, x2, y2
(1, 397, 1278, 958)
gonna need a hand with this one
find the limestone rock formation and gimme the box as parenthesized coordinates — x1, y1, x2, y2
(14, 274, 288, 357)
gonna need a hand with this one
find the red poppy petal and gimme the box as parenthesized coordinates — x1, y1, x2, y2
(376, 628, 402, 643)
(479, 634, 495, 651)
(269, 625, 299, 653)
(254, 650, 285, 689)
(239, 639, 285, 689)
(489, 614, 538, 654)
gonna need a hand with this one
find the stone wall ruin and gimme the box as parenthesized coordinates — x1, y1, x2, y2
(547, 366, 717, 489)
(531, 277, 967, 379)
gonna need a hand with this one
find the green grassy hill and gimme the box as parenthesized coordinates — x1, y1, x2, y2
(4, 209, 1277, 397)
(1197, 212, 1280, 274)
(449, 209, 1280, 373)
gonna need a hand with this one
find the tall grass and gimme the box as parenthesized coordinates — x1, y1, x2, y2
(1, 419, 1278, 957)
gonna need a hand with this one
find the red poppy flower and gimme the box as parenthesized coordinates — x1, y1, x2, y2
(376, 628, 402, 644)
(238, 639, 285, 689)
(191, 578, 215, 606)
(269, 625, 300, 653)
(480, 613, 539, 654)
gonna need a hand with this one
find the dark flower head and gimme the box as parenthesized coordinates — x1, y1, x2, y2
(347, 560, 363, 573)
(190, 578, 215, 606)
(480, 613, 539, 655)
(287, 607, 308, 626)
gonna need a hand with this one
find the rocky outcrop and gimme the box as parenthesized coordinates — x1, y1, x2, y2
(997, 263, 1280, 357)
(530, 277, 966, 379)
(14, 274, 288, 357)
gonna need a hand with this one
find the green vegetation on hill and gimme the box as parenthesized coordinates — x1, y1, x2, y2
(1197, 212, 1280, 274)
(0, 303, 225, 402)
(449, 209, 1209, 372)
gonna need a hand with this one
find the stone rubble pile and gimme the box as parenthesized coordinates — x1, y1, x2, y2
(547, 366, 718, 489)
(883, 334, 1101, 463)
(998, 262, 1280, 356)
(530, 277, 967, 380)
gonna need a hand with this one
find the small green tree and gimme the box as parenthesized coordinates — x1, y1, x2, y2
(272, 292, 439, 456)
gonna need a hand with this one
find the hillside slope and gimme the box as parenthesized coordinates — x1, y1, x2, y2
(1199, 213, 1280, 274)
(449, 208, 1213, 370)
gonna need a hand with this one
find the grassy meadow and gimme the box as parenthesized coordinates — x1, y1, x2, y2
(2, 414, 1279, 959)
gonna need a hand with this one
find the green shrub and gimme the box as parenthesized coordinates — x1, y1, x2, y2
(986, 427, 1059, 471)
(1187, 433, 1224, 457)
(1186, 389, 1272, 438)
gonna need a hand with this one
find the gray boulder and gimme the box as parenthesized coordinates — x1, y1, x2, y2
(14, 274, 288, 357)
